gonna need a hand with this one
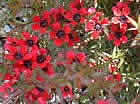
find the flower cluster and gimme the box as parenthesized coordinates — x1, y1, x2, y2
(5, 32, 53, 78)
(107, 1, 135, 46)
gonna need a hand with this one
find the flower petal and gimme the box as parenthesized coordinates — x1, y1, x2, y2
(68, 40, 74, 47)
(112, 17, 120, 24)
(54, 39, 63, 47)
(49, 31, 56, 40)
(52, 22, 60, 31)
(64, 25, 71, 34)
(64, 10, 72, 20)
(122, 7, 130, 16)
(32, 16, 40, 23)
(112, 7, 122, 16)
(114, 39, 121, 46)
(19, 46, 27, 55)
(40, 28, 46, 34)
(120, 35, 128, 44)
(32, 35, 38, 43)
(88, 7, 96, 15)
(80, 16, 85, 24)
(91, 31, 99, 39)
(43, 11, 49, 19)
(101, 18, 109, 24)
(31, 24, 40, 31)
(22, 32, 30, 39)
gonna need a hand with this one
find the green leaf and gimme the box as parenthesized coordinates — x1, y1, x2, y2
(0, 65, 8, 81)
(136, 96, 140, 104)
(126, 16, 138, 29)
(118, 57, 124, 69)
(112, 46, 117, 59)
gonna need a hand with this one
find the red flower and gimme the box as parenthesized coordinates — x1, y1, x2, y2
(41, 63, 54, 77)
(108, 64, 116, 72)
(34, 48, 51, 68)
(66, 50, 76, 60)
(114, 73, 121, 82)
(0, 81, 16, 98)
(68, 0, 84, 10)
(0, 86, 9, 98)
(38, 97, 46, 104)
(51, 6, 65, 23)
(61, 85, 72, 99)
(4, 36, 25, 50)
(14, 54, 37, 78)
(86, 12, 109, 39)
(107, 25, 128, 46)
(31, 11, 51, 34)
(111, 2, 131, 33)
(96, 99, 106, 104)
(49, 22, 71, 47)
(5, 45, 27, 62)
(112, 2, 130, 16)
(68, 31, 80, 47)
(65, 7, 87, 26)
(106, 98, 117, 104)
(106, 75, 113, 81)
(131, 30, 138, 38)
(77, 52, 86, 64)
(22, 32, 38, 48)
(24, 86, 50, 104)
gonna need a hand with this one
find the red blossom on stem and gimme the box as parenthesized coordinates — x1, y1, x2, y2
(86, 12, 109, 39)
(65, 7, 87, 26)
(31, 11, 51, 34)
(61, 85, 72, 99)
(107, 24, 128, 46)
(68, 0, 84, 10)
(111, 2, 131, 33)
(49, 22, 71, 47)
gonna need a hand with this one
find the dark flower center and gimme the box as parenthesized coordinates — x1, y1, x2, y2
(94, 23, 102, 31)
(23, 60, 32, 68)
(36, 55, 45, 63)
(76, 4, 81, 10)
(115, 32, 122, 39)
(73, 13, 81, 22)
(26, 40, 34, 47)
(14, 53, 23, 60)
(56, 30, 65, 38)
(120, 16, 127, 22)
(81, 86, 87, 92)
(64, 86, 70, 92)
(36, 40, 40, 48)
(0, 40, 6, 46)
(12, 42, 16, 46)
(80, 33, 85, 37)
(68, 33, 74, 40)
(35, 87, 44, 92)
(40, 20, 47, 27)
(51, 88, 56, 93)
(131, 33, 136, 38)
(58, 14, 64, 21)
(42, 67, 48, 72)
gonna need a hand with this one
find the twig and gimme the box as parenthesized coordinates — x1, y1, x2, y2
(2, 89, 23, 104)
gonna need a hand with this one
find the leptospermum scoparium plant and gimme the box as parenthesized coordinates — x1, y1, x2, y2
(0, 0, 139, 104)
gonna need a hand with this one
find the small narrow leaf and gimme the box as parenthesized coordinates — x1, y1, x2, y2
(112, 46, 116, 59)
(126, 16, 138, 29)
